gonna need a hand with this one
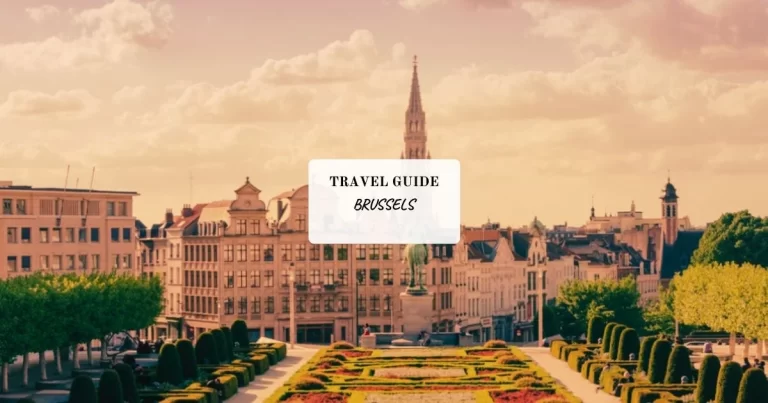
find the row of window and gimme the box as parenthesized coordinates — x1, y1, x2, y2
(6, 254, 133, 272)
(5, 227, 132, 244)
(1, 198, 128, 216)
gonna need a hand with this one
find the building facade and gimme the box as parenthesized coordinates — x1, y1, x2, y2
(1, 180, 138, 279)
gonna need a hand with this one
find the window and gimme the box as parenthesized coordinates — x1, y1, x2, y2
(337, 245, 348, 261)
(52, 228, 61, 243)
(338, 269, 349, 286)
(90, 228, 100, 242)
(310, 269, 321, 285)
(296, 244, 306, 261)
(39, 228, 49, 243)
(265, 297, 274, 314)
(297, 214, 307, 231)
(224, 271, 234, 288)
(66, 255, 76, 270)
(249, 219, 260, 235)
(324, 296, 334, 312)
(21, 256, 31, 272)
(369, 268, 380, 285)
(238, 270, 247, 288)
(224, 245, 234, 262)
(282, 296, 290, 313)
(235, 220, 246, 235)
(356, 269, 366, 285)
(324, 269, 334, 285)
(238, 297, 248, 314)
(370, 245, 380, 260)
(78, 255, 87, 270)
(2, 199, 12, 214)
(323, 245, 334, 260)
(65, 228, 75, 243)
(264, 245, 273, 261)
(383, 245, 392, 260)
(296, 270, 307, 285)
(309, 245, 320, 261)
(92, 255, 100, 270)
(297, 296, 306, 313)
(112, 254, 119, 269)
(283, 244, 296, 262)
(357, 295, 366, 312)
(224, 298, 234, 315)
(16, 200, 27, 215)
(250, 271, 260, 287)
(40, 255, 49, 269)
(122, 228, 132, 242)
(264, 270, 274, 287)
(251, 297, 261, 314)
(52, 255, 62, 270)
(237, 245, 247, 262)
(110, 228, 119, 242)
(7, 227, 17, 243)
(383, 268, 393, 285)
(383, 294, 392, 312)
(249, 244, 260, 261)
(106, 202, 115, 216)
(370, 295, 380, 312)
(356, 245, 366, 260)
(117, 202, 127, 216)
(310, 296, 321, 312)
(7, 256, 17, 272)
(339, 296, 349, 312)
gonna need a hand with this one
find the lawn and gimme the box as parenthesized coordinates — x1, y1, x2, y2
(265, 340, 581, 403)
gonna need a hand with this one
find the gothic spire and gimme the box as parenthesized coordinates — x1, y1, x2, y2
(407, 55, 423, 114)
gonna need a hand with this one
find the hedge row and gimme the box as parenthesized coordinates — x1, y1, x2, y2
(67, 320, 286, 402)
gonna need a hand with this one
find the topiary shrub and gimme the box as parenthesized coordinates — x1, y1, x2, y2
(618, 328, 640, 360)
(665, 345, 693, 384)
(587, 316, 606, 344)
(494, 350, 514, 359)
(68, 375, 97, 403)
(195, 331, 219, 365)
(210, 328, 228, 363)
(112, 363, 138, 403)
(220, 326, 234, 361)
(484, 339, 507, 348)
(97, 369, 123, 403)
(736, 367, 768, 403)
(231, 319, 250, 348)
(637, 336, 656, 374)
(157, 343, 184, 385)
(309, 372, 332, 382)
(323, 353, 347, 361)
(295, 376, 326, 390)
(648, 338, 672, 384)
(696, 354, 721, 403)
(715, 361, 743, 403)
(602, 322, 617, 353)
(609, 324, 627, 360)
(496, 356, 524, 365)
(175, 339, 198, 379)
(330, 341, 354, 350)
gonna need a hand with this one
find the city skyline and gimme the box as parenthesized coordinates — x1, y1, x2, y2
(2, 0, 768, 227)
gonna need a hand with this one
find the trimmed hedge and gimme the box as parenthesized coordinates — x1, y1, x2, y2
(609, 324, 627, 360)
(696, 354, 721, 403)
(113, 363, 139, 403)
(602, 322, 618, 353)
(637, 336, 656, 374)
(98, 369, 123, 403)
(69, 375, 97, 403)
(664, 345, 693, 384)
(176, 339, 198, 379)
(237, 354, 270, 375)
(157, 343, 185, 385)
(648, 338, 672, 384)
(231, 319, 249, 348)
(220, 326, 234, 361)
(618, 328, 640, 361)
(736, 367, 768, 403)
(210, 328, 228, 364)
(620, 384, 696, 403)
(715, 361, 743, 403)
(550, 340, 568, 358)
(195, 332, 219, 365)
(587, 316, 606, 344)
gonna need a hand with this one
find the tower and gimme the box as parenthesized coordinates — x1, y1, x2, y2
(401, 55, 430, 160)
(661, 175, 679, 245)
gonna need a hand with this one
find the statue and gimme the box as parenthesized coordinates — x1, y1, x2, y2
(403, 244, 428, 295)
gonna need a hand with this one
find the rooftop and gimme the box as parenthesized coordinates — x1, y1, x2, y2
(0, 181, 138, 195)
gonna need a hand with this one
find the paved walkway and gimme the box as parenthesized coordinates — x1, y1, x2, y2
(521, 347, 619, 403)
(228, 345, 319, 403)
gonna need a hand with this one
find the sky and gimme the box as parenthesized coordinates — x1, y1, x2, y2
(1, 0, 768, 228)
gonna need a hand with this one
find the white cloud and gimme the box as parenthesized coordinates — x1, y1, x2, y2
(25, 5, 59, 23)
(112, 85, 147, 104)
(0, 90, 101, 119)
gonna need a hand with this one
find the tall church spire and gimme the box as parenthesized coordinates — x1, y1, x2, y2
(403, 55, 428, 159)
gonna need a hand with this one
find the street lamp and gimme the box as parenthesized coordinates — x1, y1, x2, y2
(355, 270, 365, 346)
(289, 263, 296, 349)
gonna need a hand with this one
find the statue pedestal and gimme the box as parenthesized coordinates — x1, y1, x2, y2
(399, 291, 434, 336)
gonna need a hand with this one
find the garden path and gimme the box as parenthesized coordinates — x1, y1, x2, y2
(228, 344, 319, 403)
(521, 347, 620, 403)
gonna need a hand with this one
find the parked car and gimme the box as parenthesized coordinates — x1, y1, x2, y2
(684, 341, 707, 353)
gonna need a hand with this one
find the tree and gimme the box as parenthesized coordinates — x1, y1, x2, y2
(97, 369, 124, 403)
(68, 375, 97, 403)
(157, 344, 184, 385)
(602, 323, 617, 354)
(175, 339, 198, 379)
(195, 332, 218, 365)
(210, 329, 228, 364)
(648, 339, 672, 384)
(736, 368, 768, 403)
(637, 336, 656, 374)
(664, 345, 693, 384)
(556, 277, 644, 336)
(696, 355, 721, 403)
(609, 324, 627, 360)
(692, 210, 768, 268)
(220, 326, 234, 361)
(113, 363, 138, 403)
(618, 328, 640, 360)
(715, 361, 743, 403)
(587, 316, 606, 344)
(643, 287, 695, 337)
(532, 304, 561, 339)
(231, 319, 249, 347)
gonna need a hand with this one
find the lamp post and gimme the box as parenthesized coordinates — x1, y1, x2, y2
(289, 263, 296, 349)
(355, 270, 364, 346)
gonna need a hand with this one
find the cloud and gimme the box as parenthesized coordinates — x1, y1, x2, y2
(25, 5, 59, 23)
(0, 0, 173, 71)
(398, 0, 445, 11)
(112, 85, 147, 104)
(0, 90, 100, 119)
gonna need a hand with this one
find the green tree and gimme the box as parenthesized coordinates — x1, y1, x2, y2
(609, 324, 627, 360)
(210, 329, 228, 363)
(556, 277, 644, 336)
(648, 338, 672, 384)
(231, 320, 249, 347)
(696, 355, 721, 403)
(602, 322, 617, 353)
(664, 345, 693, 383)
(97, 369, 123, 403)
(68, 375, 97, 403)
(175, 339, 198, 379)
(587, 316, 606, 344)
(715, 361, 743, 403)
(736, 368, 768, 403)
(157, 344, 184, 385)
(643, 287, 695, 337)
(195, 332, 219, 365)
(220, 326, 234, 361)
(113, 363, 138, 403)
(618, 328, 640, 360)
(637, 336, 656, 374)
(692, 210, 768, 267)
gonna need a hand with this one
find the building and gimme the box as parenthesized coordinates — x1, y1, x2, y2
(1, 180, 138, 279)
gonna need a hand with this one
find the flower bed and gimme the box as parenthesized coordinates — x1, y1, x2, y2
(265, 342, 582, 403)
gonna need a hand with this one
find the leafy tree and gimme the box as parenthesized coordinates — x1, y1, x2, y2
(664, 345, 693, 383)
(618, 328, 640, 360)
(157, 344, 184, 385)
(736, 368, 768, 403)
(556, 277, 644, 336)
(692, 210, 768, 268)
(231, 320, 249, 347)
(68, 375, 97, 403)
(715, 361, 743, 403)
(648, 339, 672, 384)
(643, 287, 695, 337)
(637, 336, 656, 374)
(696, 355, 721, 403)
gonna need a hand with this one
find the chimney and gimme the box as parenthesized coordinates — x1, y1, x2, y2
(181, 204, 193, 218)
(165, 208, 174, 224)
